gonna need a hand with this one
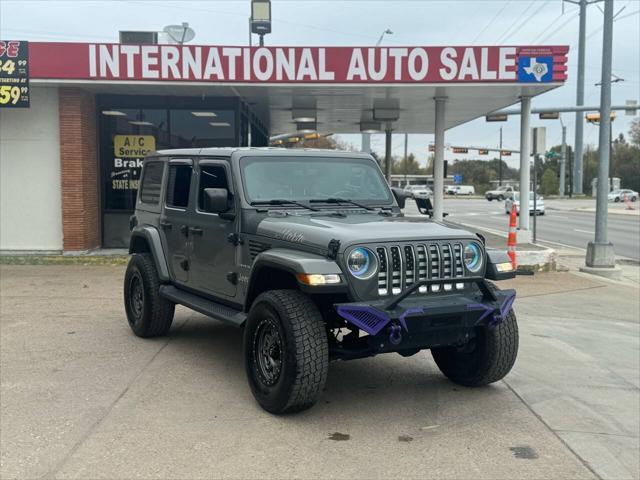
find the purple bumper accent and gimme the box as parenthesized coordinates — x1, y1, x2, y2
(338, 291, 516, 335)
(467, 303, 494, 323)
(500, 292, 516, 319)
(335, 305, 391, 336)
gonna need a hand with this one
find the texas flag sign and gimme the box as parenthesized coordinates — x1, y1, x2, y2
(518, 56, 553, 82)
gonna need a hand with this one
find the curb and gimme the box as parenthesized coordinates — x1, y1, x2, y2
(448, 220, 557, 272)
(0, 255, 129, 266)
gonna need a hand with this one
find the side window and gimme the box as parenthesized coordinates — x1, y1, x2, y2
(139, 162, 164, 205)
(198, 165, 233, 211)
(166, 164, 192, 209)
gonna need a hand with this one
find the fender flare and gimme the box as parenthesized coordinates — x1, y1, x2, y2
(129, 226, 171, 282)
(245, 248, 345, 311)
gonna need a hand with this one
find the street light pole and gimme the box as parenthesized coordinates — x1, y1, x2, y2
(584, 0, 617, 275)
(559, 119, 567, 196)
(499, 127, 503, 186)
(403, 133, 408, 186)
(573, 0, 588, 195)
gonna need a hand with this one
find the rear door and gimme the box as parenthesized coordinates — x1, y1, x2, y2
(189, 159, 238, 298)
(159, 159, 194, 284)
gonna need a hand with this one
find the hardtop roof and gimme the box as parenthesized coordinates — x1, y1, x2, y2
(150, 147, 374, 161)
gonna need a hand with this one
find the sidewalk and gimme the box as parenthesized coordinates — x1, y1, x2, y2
(545, 198, 639, 216)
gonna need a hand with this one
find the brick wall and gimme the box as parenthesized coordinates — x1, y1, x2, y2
(58, 88, 100, 252)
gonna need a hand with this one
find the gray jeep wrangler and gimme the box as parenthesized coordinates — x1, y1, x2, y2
(124, 148, 518, 414)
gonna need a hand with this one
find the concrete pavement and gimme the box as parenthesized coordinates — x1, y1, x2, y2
(1, 264, 638, 479)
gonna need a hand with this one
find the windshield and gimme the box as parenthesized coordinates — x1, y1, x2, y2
(240, 156, 393, 205)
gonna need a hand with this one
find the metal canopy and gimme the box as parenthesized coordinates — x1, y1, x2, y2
(32, 80, 561, 135)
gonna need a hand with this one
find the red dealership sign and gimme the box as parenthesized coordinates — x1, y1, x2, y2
(28, 43, 568, 84)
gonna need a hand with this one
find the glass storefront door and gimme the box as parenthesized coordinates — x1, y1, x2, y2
(98, 95, 243, 247)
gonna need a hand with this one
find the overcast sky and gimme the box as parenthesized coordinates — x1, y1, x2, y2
(1, 0, 638, 168)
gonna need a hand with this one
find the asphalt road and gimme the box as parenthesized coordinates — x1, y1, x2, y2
(407, 198, 640, 261)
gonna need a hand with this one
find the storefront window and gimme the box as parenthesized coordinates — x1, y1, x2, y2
(102, 108, 169, 212)
(170, 110, 236, 147)
(99, 97, 243, 247)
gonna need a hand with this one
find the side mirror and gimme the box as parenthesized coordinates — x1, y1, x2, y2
(391, 187, 408, 209)
(203, 188, 229, 214)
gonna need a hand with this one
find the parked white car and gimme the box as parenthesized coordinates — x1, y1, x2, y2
(403, 184, 432, 198)
(445, 185, 459, 195)
(608, 189, 638, 202)
(485, 185, 514, 201)
(454, 185, 475, 195)
(505, 192, 545, 215)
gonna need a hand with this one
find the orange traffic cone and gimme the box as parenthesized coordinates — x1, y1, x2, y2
(507, 204, 517, 269)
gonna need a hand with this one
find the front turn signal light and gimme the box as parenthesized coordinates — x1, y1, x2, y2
(496, 262, 514, 273)
(296, 273, 342, 286)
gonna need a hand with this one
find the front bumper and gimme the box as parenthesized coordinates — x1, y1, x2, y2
(334, 279, 515, 356)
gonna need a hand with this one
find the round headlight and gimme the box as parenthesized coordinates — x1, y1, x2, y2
(463, 243, 483, 273)
(347, 247, 377, 279)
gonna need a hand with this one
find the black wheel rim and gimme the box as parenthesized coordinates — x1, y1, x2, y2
(128, 273, 144, 323)
(253, 318, 284, 386)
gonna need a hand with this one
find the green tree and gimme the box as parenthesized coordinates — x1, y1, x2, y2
(540, 168, 559, 195)
(630, 117, 640, 147)
(392, 153, 424, 175)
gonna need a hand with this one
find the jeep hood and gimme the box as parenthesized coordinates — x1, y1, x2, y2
(256, 213, 477, 251)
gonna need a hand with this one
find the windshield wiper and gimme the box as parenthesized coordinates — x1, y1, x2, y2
(250, 199, 320, 211)
(309, 198, 376, 211)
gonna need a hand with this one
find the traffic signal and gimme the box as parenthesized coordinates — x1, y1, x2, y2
(486, 114, 508, 122)
(452, 147, 468, 154)
(539, 112, 560, 120)
(501, 150, 512, 156)
(478, 149, 489, 155)
(585, 112, 616, 124)
(428, 144, 435, 152)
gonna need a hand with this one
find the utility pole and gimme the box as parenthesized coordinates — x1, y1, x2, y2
(559, 121, 567, 196)
(498, 127, 503, 186)
(572, 0, 588, 195)
(384, 128, 392, 182)
(584, 0, 618, 276)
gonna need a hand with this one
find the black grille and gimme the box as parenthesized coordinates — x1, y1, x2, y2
(374, 242, 467, 296)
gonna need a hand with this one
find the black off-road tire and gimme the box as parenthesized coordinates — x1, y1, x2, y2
(431, 293, 518, 387)
(124, 253, 175, 338)
(244, 290, 329, 414)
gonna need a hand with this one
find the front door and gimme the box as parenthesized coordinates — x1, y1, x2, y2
(189, 160, 238, 298)
(159, 160, 194, 284)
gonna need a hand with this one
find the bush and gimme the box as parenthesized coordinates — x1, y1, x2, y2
(540, 168, 558, 195)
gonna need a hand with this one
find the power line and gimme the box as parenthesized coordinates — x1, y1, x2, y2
(471, 0, 513, 45)
(499, 0, 552, 44)
(532, 7, 579, 43)
(537, 10, 579, 43)
(494, 0, 537, 44)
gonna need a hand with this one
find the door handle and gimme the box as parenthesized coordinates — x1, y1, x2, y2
(189, 226, 204, 236)
(179, 224, 189, 237)
(160, 220, 172, 230)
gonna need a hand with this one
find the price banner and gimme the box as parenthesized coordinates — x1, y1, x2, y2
(0, 40, 29, 108)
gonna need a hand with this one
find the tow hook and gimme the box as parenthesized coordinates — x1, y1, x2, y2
(389, 323, 402, 345)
